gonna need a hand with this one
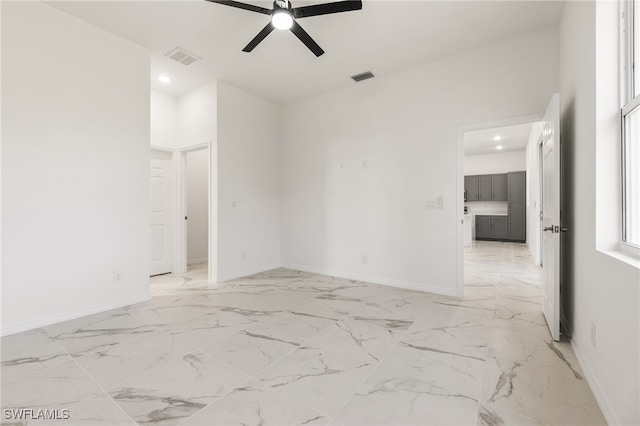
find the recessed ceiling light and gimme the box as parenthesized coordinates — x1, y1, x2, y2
(496, 145, 504, 150)
(158, 75, 171, 83)
(494, 135, 502, 141)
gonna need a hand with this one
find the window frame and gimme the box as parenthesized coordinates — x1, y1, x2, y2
(621, 0, 640, 252)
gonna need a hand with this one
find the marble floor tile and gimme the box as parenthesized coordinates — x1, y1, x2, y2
(43, 310, 154, 358)
(0, 242, 605, 426)
(303, 317, 412, 362)
(156, 309, 255, 349)
(200, 328, 300, 375)
(181, 379, 329, 426)
(400, 319, 491, 361)
(1, 360, 102, 411)
(334, 365, 479, 426)
(256, 345, 376, 417)
(481, 355, 606, 425)
(109, 352, 249, 426)
(75, 330, 196, 390)
(380, 341, 486, 399)
(478, 404, 547, 426)
(48, 395, 135, 426)
(1, 329, 71, 384)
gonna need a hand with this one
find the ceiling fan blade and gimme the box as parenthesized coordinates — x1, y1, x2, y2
(293, 0, 362, 19)
(242, 22, 275, 52)
(205, 0, 272, 15)
(289, 20, 324, 57)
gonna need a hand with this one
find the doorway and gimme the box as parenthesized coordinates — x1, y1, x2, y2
(184, 147, 209, 280)
(178, 142, 216, 282)
(457, 115, 543, 297)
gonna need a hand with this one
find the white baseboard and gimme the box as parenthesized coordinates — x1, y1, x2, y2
(1, 294, 151, 337)
(571, 337, 618, 426)
(216, 263, 282, 283)
(187, 257, 208, 265)
(281, 263, 458, 297)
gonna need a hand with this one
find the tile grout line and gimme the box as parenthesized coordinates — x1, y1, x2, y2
(53, 339, 139, 426)
(327, 298, 437, 422)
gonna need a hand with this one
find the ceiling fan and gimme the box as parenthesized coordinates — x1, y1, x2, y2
(205, 0, 363, 57)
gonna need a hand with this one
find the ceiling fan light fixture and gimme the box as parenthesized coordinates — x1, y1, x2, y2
(272, 10, 293, 30)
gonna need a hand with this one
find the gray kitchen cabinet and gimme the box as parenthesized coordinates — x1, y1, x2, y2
(478, 175, 492, 201)
(491, 216, 508, 239)
(475, 215, 491, 239)
(508, 171, 526, 201)
(492, 173, 508, 201)
(508, 201, 526, 241)
(466, 175, 479, 201)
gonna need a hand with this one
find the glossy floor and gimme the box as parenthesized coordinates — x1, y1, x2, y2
(1, 242, 605, 425)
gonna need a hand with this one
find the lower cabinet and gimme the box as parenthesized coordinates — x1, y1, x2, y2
(475, 215, 508, 241)
(491, 216, 508, 240)
(476, 216, 491, 239)
(507, 201, 526, 242)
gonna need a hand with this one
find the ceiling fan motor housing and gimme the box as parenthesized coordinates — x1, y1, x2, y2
(274, 0, 292, 12)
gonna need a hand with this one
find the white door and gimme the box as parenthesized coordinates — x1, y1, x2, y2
(541, 93, 561, 341)
(150, 149, 172, 276)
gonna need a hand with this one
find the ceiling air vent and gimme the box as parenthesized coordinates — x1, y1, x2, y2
(351, 71, 375, 83)
(164, 47, 201, 66)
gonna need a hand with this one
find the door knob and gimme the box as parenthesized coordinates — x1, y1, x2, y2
(543, 226, 554, 232)
(559, 227, 568, 232)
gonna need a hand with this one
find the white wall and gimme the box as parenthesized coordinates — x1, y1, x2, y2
(282, 26, 558, 295)
(1, 2, 150, 335)
(150, 91, 179, 149)
(463, 150, 526, 175)
(559, 2, 639, 424)
(186, 149, 209, 264)
(525, 122, 543, 264)
(179, 82, 217, 148)
(216, 81, 281, 282)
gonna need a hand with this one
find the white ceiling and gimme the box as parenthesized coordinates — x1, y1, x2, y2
(47, 0, 563, 105)
(464, 122, 535, 156)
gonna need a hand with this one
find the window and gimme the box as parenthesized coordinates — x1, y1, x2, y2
(622, 0, 640, 248)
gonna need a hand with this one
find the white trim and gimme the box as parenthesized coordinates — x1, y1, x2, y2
(456, 113, 544, 298)
(187, 257, 208, 265)
(177, 142, 216, 280)
(282, 263, 459, 297)
(1, 294, 151, 337)
(179, 142, 210, 154)
(216, 263, 282, 284)
(571, 337, 620, 426)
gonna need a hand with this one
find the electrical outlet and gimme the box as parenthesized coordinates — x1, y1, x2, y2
(362, 254, 368, 264)
(241, 251, 246, 260)
(361, 160, 368, 169)
(338, 161, 345, 171)
(113, 271, 123, 283)
(231, 201, 237, 208)
(591, 322, 596, 347)
(437, 196, 443, 209)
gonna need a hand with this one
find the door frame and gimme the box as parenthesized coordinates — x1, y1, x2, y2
(150, 146, 179, 275)
(456, 113, 543, 297)
(178, 141, 217, 282)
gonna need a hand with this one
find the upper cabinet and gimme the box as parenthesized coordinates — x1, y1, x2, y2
(491, 173, 508, 201)
(508, 171, 526, 201)
(478, 175, 492, 201)
(466, 175, 479, 201)
(464, 172, 517, 202)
